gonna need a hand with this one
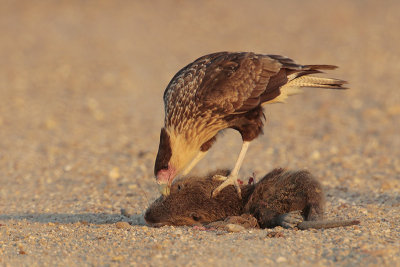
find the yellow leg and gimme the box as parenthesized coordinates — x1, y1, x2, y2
(212, 141, 250, 199)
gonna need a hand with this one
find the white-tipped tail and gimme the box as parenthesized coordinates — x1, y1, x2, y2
(264, 65, 347, 104)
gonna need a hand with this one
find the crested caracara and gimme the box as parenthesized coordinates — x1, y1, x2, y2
(154, 52, 346, 198)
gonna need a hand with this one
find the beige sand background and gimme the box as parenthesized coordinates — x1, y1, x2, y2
(0, 0, 399, 266)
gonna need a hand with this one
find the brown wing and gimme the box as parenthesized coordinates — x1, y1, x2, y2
(195, 52, 304, 114)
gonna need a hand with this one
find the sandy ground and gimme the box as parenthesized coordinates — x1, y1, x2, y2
(0, 0, 399, 266)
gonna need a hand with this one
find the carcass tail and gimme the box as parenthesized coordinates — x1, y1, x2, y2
(264, 65, 347, 104)
(297, 219, 360, 230)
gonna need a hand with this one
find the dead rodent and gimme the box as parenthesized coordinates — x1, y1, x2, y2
(144, 169, 254, 227)
(144, 168, 360, 230)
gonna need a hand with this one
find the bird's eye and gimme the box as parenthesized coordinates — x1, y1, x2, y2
(177, 184, 184, 191)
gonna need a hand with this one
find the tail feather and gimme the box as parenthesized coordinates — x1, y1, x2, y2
(304, 64, 338, 70)
(288, 76, 348, 89)
(264, 65, 348, 104)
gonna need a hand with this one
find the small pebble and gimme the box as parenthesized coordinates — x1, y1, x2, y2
(64, 165, 72, 172)
(276, 256, 287, 263)
(109, 167, 120, 179)
(115, 222, 130, 229)
(111, 256, 124, 262)
(267, 231, 285, 238)
(311, 150, 321, 160)
(225, 224, 245, 232)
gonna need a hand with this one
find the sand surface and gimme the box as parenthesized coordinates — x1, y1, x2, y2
(1, 0, 399, 266)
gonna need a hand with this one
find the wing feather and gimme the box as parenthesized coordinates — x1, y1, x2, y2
(164, 52, 346, 125)
(196, 52, 284, 114)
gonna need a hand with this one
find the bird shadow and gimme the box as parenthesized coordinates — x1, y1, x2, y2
(0, 213, 146, 225)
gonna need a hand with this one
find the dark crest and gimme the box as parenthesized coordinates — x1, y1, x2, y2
(154, 128, 172, 176)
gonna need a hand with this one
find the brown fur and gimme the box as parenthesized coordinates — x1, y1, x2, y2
(244, 168, 324, 228)
(145, 169, 253, 227)
(145, 168, 359, 229)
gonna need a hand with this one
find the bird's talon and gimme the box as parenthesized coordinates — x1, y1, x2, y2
(211, 175, 242, 199)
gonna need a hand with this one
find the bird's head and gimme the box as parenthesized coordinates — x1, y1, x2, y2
(154, 127, 200, 195)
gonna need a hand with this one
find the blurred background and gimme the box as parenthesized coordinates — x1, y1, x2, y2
(0, 0, 399, 214)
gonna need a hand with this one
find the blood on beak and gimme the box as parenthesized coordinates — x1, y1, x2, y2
(155, 166, 176, 196)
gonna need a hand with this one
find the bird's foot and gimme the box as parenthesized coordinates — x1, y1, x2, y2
(211, 174, 242, 199)
(278, 210, 304, 229)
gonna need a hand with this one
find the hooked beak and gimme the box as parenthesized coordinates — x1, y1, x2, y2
(158, 183, 170, 196)
(155, 166, 176, 196)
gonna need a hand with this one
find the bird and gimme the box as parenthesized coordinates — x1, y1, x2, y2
(154, 52, 346, 198)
